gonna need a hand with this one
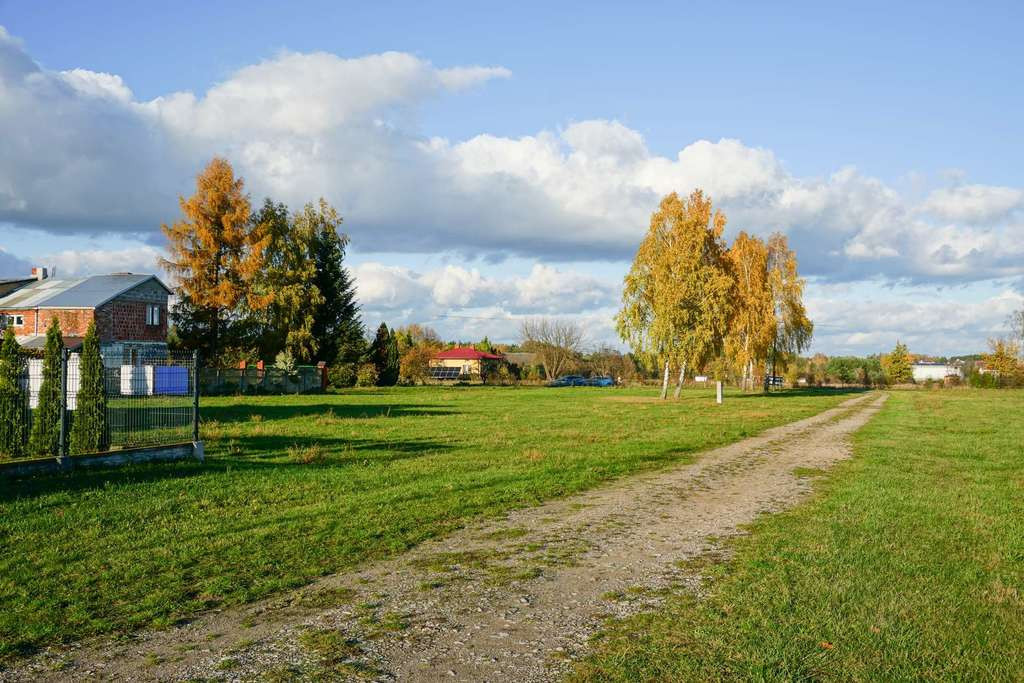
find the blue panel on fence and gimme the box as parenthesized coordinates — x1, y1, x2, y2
(154, 366, 189, 395)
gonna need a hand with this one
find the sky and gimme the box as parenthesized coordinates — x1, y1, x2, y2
(1, 1, 1022, 356)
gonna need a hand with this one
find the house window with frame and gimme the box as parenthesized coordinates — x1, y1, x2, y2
(4, 314, 24, 327)
(146, 304, 161, 326)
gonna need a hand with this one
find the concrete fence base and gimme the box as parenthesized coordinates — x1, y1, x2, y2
(0, 441, 204, 479)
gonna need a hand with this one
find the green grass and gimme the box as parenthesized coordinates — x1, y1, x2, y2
(0, 384, 855, 661)
(571, 389, 1024, 681)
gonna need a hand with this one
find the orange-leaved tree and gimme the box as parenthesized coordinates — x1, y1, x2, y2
(161, 158, 271, 363)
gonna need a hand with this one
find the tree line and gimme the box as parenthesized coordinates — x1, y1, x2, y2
(617, 190, 813, 399)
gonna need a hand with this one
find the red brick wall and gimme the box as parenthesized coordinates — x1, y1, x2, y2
(96, 300, 168, 342)
(2, 308, 94, 337)
(4, 302, 166, 343)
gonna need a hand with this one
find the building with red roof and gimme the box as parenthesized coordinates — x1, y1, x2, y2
(429, 346, 504, 379)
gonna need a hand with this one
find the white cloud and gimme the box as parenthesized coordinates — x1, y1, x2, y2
(59, 68, 133, 101)
(40, 246, 164, 278)
(2, 25, 1023, 355)
(2, 25, 1022, 289)
(353, 261, 617, 316)
(921, 185, 1024, 224)
(806, 283, 1023, 356)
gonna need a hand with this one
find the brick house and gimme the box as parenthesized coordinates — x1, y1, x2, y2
(0, 270, 171, 365)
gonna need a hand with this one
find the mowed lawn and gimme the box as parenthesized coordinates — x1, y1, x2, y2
(0, 385, 854, 660)
(572, 389, 1024, 681)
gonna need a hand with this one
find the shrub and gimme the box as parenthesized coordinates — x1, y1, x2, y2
(69, 322, 108, 455)
(356, 363, 379, 387)
(399, 345, 438, 385)
(328, 363, 358, 388)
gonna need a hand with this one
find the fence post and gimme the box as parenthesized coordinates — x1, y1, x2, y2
(58, 347, 69, 460)
(192, 350, 200, 443)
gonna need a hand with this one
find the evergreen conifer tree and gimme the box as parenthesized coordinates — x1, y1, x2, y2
(69, 322, 107, 454)
(370, 323, 400, 386)
(0, 328, 27, 458)
(28, 318, 64, 457)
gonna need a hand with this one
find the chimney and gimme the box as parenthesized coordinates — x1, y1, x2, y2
(31, 267, 48, 281)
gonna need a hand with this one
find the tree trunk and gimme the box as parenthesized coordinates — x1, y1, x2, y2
(660, 360, 670, 399)
(673, 361, 687, 399)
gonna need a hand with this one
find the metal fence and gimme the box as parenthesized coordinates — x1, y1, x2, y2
(0, 348, 198, 459)
(200, 365, 324, 395)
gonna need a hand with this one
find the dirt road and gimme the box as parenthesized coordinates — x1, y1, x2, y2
(5, 392, 886, 682)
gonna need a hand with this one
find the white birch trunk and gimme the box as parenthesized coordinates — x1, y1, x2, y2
(660, 360, 670, 399)
(673, 361, 687, 399)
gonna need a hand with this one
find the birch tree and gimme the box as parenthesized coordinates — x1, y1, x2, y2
(617, 190, 734, 399)
(764, 232, 813, 385)
(725, 232, 775, 391)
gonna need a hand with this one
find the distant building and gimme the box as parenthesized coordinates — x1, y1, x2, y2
(911, 361, 962, 382)
(429, 347, 504, 378)
(0, 269, 171, 365)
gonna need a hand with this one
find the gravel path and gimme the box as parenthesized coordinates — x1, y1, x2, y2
(4, 392, 886, 682)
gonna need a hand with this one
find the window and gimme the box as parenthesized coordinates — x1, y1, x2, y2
(3, 314, 24, 327)
(146, 304, 161, 326)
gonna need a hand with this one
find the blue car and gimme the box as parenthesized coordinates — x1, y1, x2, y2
(586, 376, 614, 387)
(548, 374, 588, 387)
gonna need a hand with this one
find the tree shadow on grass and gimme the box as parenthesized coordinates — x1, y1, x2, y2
(0, 435, 452, 503)
(200, 403, 458, 423)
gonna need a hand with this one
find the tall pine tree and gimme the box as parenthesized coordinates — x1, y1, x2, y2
(306, 199, 364, 365)
(69, 322, 107, 455)
(0, 328, 27, 458)
(28, 318, 64, 457)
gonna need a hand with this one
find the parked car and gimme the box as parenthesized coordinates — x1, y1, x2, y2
(586, 376, 614, 387)
(548, 374, 588, 387)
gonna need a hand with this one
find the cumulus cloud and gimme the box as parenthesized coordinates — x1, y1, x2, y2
(3, 25, 1024, 355)
(806, 284, 1024, 356)
(353, 262, 617, 315)
(921, 185, 1024, 224)
(2, 25, 1023, 289)
(40, 246, 164, 278)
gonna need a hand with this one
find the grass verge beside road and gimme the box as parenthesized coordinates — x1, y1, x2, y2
(571, 389, 1024, 681)
(0, 385, 853, 661)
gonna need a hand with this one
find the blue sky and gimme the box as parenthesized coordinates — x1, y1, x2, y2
(1, 2, 1022, 355)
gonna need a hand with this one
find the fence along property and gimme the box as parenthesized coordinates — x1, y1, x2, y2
(1, 348, 201, 475)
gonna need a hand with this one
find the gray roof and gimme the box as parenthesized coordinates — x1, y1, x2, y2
(17, 334, 84, 350)
(504, 352, 539, 366)
(0, 274, 171, 310)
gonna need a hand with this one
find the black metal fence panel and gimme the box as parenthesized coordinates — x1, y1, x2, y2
(200, 366, 323, 395)
(0, 347, 198, 460)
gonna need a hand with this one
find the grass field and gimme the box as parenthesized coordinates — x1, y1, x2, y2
(571, 389, 1024, 681)
(0, 385, 855, 661)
